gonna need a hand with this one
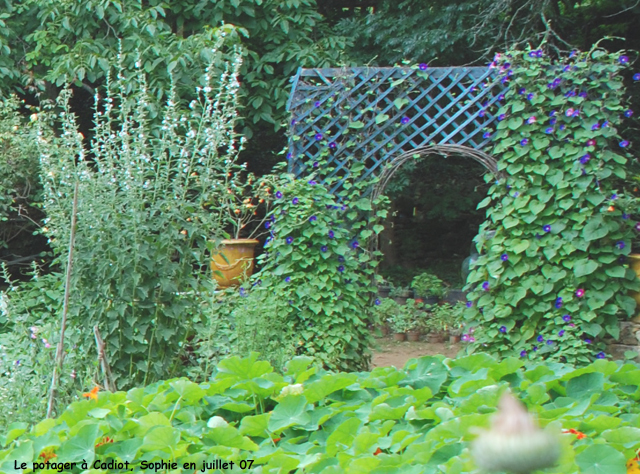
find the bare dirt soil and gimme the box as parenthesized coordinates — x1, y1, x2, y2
(371, 336, 461, 369)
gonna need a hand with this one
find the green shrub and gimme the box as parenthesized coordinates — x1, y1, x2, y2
(252, 173, 382, 372)
(36, 37, 246, 389)
(1, 353, 639, 473)
(465, 46, 639, 363)
(0, 97, 47, 270)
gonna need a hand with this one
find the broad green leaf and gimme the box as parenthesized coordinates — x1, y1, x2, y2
(57, 423, 99, 464)
(575, 445, 626, 474)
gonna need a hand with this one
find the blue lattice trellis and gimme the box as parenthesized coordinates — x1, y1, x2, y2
(287, 66, 508, 194)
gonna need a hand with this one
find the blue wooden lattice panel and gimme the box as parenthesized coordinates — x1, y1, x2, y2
(287, 66, 507, 194)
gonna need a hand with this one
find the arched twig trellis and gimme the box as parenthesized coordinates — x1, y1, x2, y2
(370, 144, 501, 203)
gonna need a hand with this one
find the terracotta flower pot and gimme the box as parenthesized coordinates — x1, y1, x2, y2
(393, 332, 407, 342)
(407, 330, 421, 342)
(211, 239, 259, 288)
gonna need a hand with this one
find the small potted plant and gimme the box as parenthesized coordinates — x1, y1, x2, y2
(390, 285, 413, 305)
(403, 299, 427, 342)
(447, 302, 466, 343)
(386, 306, 412, 341)
(372, 298, 399, 336)
(424, 303, 457, 343)
(210, 173, 275, 288)
(411, 272, 445, 305)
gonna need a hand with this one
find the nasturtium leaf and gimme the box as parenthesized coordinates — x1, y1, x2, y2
(57, 423, 99, 463)
(575, 445, 626, 474)
(268, 395, 311, 432)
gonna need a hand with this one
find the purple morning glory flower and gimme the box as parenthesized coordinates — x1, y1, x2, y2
(321, 245, 328, 252)
(313, 161, 319, 168)
(329, 142, 337, 149)
(351, 241, 359, 249)
(499, 326, 507, 333)
(625, 110, 634, 117)
(501, 253, 508, 261)
(528, 51, 537, 58)
(239, 288, 247, 297)
(483, 131, 491, 139)
(611, 194, 618, 200)
(545, 127, 554, 134)
(533, 346, 538, 351)
(527, 93, 534, 100)
(401, 116, 410, 124)
(555, 297, 563, 308)
(559, 330, 565, 337)
(292, 197, 299, 205)
(527, 116, 536, 125)
(328, 230, 335, 238)
(550, 117, 557, 125)
(286, 236, 294, 244)
(375, 298, 381, 305)
(482, 281, 490, 291)
(338, 256, 345, 262)
(565, 108, 574, 117)
(462, 334, 470, 342)
(586, 139, 596, 147)
(518, 88, 526, 95)
(309, 215, 317, 222)
(498, 94, 505, 101)
(634, 73, 640, 81)
(466, 301, 473, 308)
(520, 138, 529, 146)
(543, 225, 551, 233)
(578, 91, 587, 98)
(563, 314, 571, 322)
(616, 241, 626, 249)
(546, 339, 554, 345)
(580, 154, 590, 164)
(537, 335, 544, 343)
(513, 192, 519, 197)
(520, 350, 527, 357)
(596, 352, 606, 359)
(314, 100, 321, 107)
(286, 152, 292, 160)
(469, 336, 476, 343)
(315, 133, 323, 140)
(498, 114, 506, 121)
(308, 180, 317, 186)
(619, 55, 629, 64)
(285, 276, 291, 283)
(635, 222, 640, 231)
(591, 123, 600, 130)
(337, 265, 345, 272)
(620, 140, 630, 148)
(550, 110, 556, 117)
(622, 213, 629, 219)
(275, 191, 283, 199)
(419, 63, 428, 70)
(291, 119, 296, 126)
(265, 222, 271, 229)
(584, 338, 592, 344)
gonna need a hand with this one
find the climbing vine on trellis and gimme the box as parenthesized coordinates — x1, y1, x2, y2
(463, 46, 639, 364)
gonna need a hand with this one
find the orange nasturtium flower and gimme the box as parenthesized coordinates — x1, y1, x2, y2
(83, 386, 99, 400)
(562, 428, 586, 440)
(39, 449, 57, 463)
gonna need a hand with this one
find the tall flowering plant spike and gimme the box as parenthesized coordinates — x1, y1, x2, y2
(37, 31, 249, 387)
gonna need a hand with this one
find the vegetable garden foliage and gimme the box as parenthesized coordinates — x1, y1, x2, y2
(1, 353, 640, 473)
(464, 46, 639, 363)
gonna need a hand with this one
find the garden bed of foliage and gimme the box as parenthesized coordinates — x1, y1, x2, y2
(1, 353, 639, 474)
